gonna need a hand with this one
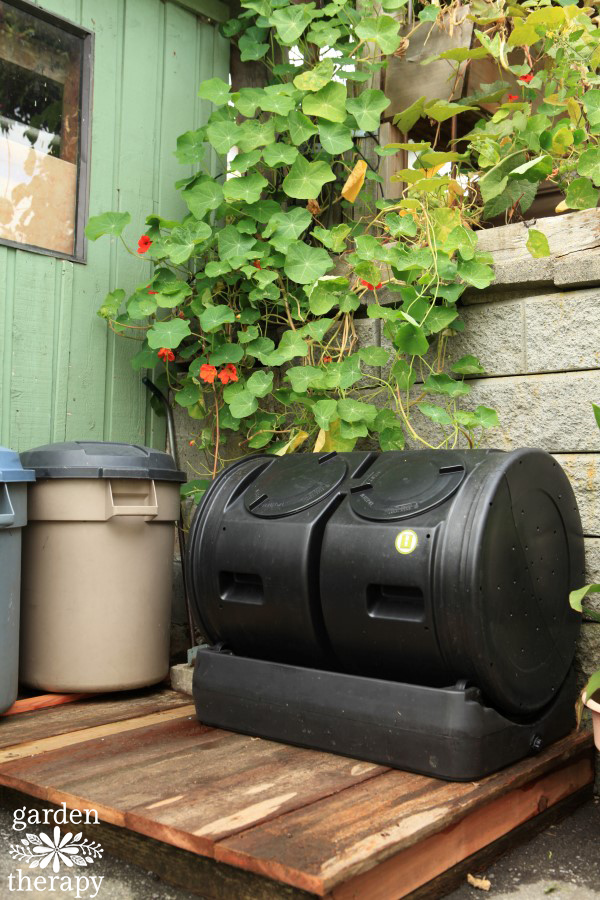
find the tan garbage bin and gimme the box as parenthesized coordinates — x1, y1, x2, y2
(19, 442, 186, 692)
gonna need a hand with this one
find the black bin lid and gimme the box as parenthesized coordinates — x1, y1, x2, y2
(245, 453, 347, 517)
(350, 452, 465, 520)
(20, 441, 186, 482)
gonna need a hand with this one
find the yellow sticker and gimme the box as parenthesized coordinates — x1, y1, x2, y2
(395, 530, 418, 555)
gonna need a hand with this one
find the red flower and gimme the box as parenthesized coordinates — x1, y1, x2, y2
(218, 363, 238, 385)
(148, 290, 157, 295)
(507, 94, 519, 102)
(189, 440, 195, 446)
(252, 260, 262, 269)
(518, 74, 534, 84)
(138, 235, 152, 254)
(323, 355, 333, 363)
(200, 364, 218, 384)
(157, 347, 175, 363)
(359, 278, 383, 291)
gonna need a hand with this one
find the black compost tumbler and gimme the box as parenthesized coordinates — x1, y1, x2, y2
(188, 449, 584, 780)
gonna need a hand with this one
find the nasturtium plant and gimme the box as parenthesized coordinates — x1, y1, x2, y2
(87, 0, 600, 499)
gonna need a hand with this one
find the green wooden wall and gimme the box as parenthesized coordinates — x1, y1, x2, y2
(0, 0, 229, 452)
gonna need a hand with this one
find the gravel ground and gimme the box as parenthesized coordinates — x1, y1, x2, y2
(0, 795, 597, 899)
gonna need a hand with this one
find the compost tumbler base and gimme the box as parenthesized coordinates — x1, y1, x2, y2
(192, 648, 577, 781)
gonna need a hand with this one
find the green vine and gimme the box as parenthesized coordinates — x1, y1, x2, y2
(87, 0, 600, 500)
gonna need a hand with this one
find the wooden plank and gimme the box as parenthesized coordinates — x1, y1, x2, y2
(378, 122, 406, 201)
(1, 693, 91, 717)
(330, 757, 593, 900)
(0, 688, 191, 749)
(0, 784, 316, 900)
(406, 786, 592, 900)
(0, 718, 388, 856)
(0, 704, 195, 765)
(476, 208, 600, 290)
(216, 731, 594, 896)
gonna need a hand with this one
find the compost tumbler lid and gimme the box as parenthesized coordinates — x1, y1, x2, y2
(0, 446, 35, 483)
(350, 452, 465, 520)
(245, 453, 348, 517)
(20, 441, 186, 482)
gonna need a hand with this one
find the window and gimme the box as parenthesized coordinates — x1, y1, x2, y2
(0, 0, 92, 261)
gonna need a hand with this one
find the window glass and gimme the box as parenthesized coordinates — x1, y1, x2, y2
(0, 1, 87, 258)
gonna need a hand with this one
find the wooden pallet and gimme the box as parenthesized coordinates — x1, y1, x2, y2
(0, 689, 594, 899)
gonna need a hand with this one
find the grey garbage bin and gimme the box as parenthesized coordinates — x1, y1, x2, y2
(19, 442, 186, 693)
(0, 448, 35, 713)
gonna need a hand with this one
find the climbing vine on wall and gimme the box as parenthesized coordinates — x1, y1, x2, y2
(87, 0, 600, 498)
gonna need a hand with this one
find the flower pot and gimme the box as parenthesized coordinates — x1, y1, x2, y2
(584, 691, 600, 751)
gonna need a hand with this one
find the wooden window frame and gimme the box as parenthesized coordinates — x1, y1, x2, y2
(0, 0, 93, 263)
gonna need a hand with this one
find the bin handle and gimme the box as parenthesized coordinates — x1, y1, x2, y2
(0, 484, 15, 528)
(105, 481, 159, 519)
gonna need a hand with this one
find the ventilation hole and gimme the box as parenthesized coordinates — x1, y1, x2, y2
(350, 483, 372, 494)
(248, 493, 268, 511)
(426, 533, 431, 539)
(439, 464, 464, 474)
(318, 452, 337, 463)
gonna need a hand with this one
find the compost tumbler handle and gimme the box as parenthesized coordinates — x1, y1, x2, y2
(105, 481, 159, 519)
(0, 484, 15, 527)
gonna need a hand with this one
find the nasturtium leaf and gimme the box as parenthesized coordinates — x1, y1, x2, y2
(199, 305, 236, 333)
(313, 399, 338, 430)
(238, 34, 270, 61)
(359, 346, 390, 366)
(206, 119, 239, 155)
(283, 156, 336, 200)
(394, 322, 429, 356)
(457, 257, 494, 289)
(247, 370, 274, 398)
(231, 88, 264, 117)
(346, 89, 390, 131)
(229, 389, 259, 419)
(393, 96, 426, 133)
(318, 121, 354, 154)
(184, 179, 223, 219)
(274, 330, 310, 361)
(127, 292, 157, 319)
(131, 346, 159, 371)
(98, 289, 125, 319)
(337, 398, 377, 425)
(165, 221, 212, 264)
(287, 110, 319, 145)
(583, 90, 600, 128)
(198, 77, 231, 106)
(236, 119, 275, 152)
(286, 366, 322, 392)
(446, 225, 477, 260)
(85, 212, 131, 241)
(175, 381, 203, 408)
(244, 199, 281, 223)
(147, 318, 192, 349)
(155, 280, 192, 309)
(222, 173, 268, 204)
(418, 3, 439, 21)
(218, 225, 257, 261)
(259, 88, 296, 116)
(424, 307, 459, 334)
(424, 99, 476, 122)
(511, 154, 553, 181)
(472, 405, 500, 428)
(423, 374, 470, 397)
(313, 224, 351, 252)
(577, 148, 600, 186)
(204, 261, 231, 277)
(385, 213, 417, 238)
(451, 354, 485, 375)
(356, 15, 401, 54)
(302, 318, 334, 341)
(294, 58, 334, 91)
(339, 421, 368, 440)
(307, 20, 342, 47)
(262, 143, 299, 167)
(264, 207, 312, 251)
(417, 403, 453, 425)
(391, 358, 416, 390)
(526, 228, 551, 259)
(208, 343, 244, 365)
(483, 178, 537, 219)
(565, 177, 599, 210)
(284, 243, 334, 284)
(175, 128, 206, 164)
(379, 427, 405, 451)
(270, 3, 317, 44)
(302, 82, 347, 123)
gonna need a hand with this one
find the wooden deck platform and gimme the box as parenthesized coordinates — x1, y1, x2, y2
(0, 688, 594, 899)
